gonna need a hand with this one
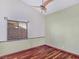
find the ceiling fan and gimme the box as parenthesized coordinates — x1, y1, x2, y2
(32, 0, 53, 13)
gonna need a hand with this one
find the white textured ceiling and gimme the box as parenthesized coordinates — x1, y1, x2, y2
(22, 0, 79, 15)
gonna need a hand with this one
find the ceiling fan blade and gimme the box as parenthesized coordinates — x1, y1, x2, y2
(30, 0, 53, 13)
(42, 0, 44, 5)
(43, 0, 53, 7)
(31, 6, 40, 7)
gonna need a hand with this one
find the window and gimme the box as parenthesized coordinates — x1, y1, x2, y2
(7, 20, 28, 40)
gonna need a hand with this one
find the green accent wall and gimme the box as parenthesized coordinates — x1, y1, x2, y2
(0, 38, 46, 56)
(45, 4, 79, 54)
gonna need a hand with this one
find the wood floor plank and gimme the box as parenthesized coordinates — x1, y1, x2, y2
(0, 45, 79, 59)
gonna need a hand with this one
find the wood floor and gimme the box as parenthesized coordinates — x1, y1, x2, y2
(0, 45, 79, 59)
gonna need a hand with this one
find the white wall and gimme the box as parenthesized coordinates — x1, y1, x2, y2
(0, 18, 7, 41)
(45, 4, 79, 54)
(0, 0, 45, 39)
(0, 0, 46, 56)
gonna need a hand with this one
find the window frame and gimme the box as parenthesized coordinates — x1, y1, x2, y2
(7, 20, 28, 41)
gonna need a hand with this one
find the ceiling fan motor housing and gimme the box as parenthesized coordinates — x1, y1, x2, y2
(40, 5, 47, 11)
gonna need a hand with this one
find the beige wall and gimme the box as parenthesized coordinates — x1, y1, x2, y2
(45, 4, 79, 54)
